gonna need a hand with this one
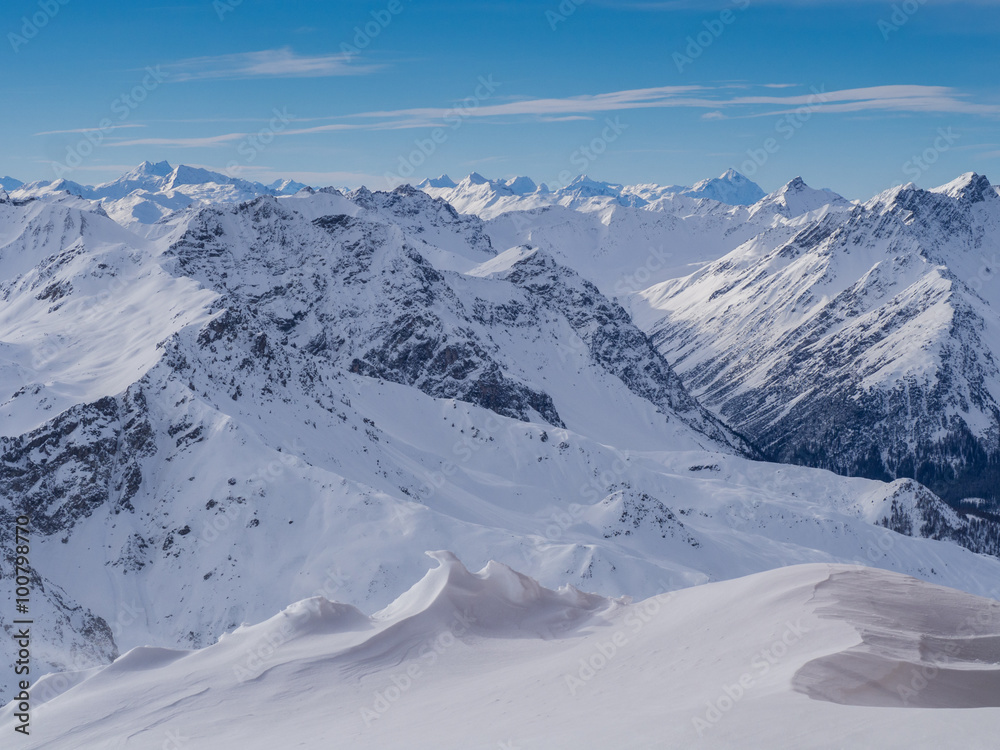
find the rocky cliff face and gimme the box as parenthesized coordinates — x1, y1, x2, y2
(641, 174, 1000, 508)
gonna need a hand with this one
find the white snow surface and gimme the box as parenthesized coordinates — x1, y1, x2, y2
(5, 555, 999, 749)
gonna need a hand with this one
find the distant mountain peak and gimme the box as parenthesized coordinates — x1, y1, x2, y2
(682, 169, 765, 205)
(417, 175, 457, 189)
(131, 160, 174, 177)
(782, 176, 808, 192)
(750, 176, 849, 218)
(503, 175, 537, 195)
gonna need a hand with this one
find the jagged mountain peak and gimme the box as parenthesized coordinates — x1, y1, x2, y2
(267, 177, 309, 194)
(561, 174, 624, 196)
(750, 176, 850, 218)
(782, 176, 809, 191)
(931, 172, 994, 204)
(129, 160, 174, 178)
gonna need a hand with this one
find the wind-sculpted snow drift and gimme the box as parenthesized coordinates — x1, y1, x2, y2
(3, 555, 999, 749)
(1, 163, 1000, 721)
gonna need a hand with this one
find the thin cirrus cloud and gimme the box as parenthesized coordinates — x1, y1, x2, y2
(33, 124, 146, 136)
(322, 83, 1000, 125)
(110, 133, 248, 148)
(162, 47, 380, 82)
(109, 84, 999, 148)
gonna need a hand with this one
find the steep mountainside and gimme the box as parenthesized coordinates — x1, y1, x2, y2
(638, 173, 1000, 507)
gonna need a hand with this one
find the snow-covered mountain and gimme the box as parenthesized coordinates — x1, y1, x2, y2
(478, 176, 852, 299)
(418, 168, 770, 219)
(6, 556, 1000, 749)
(684, 167, 766, 205)
(747, 175, 852, 220)
(637, 172, 1000, 509)
(1, 165, 999, 735)
(10, 161, 308, 230)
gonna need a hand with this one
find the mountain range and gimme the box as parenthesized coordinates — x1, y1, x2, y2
(1, 163, 999, 744)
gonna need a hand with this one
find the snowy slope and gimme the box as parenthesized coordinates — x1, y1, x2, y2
(2, 181, 1000, 710)
(5, 556, 999, 749)
(482, 177, 851, 298)
(637, 173, 1000, 507)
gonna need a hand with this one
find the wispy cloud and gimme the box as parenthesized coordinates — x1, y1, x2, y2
(164, 47, 380, 82)
(731, 85, 1000, 117)
(338, 84, 1000, 123)
(34, 124, 146, 136)
(110, 133, 247, 148)
(99, 84, 1000, 151)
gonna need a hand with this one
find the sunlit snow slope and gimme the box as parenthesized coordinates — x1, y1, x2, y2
(4, 555, 998, 750)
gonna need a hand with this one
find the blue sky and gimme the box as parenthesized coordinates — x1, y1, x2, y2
(3, 0, 999, 198)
